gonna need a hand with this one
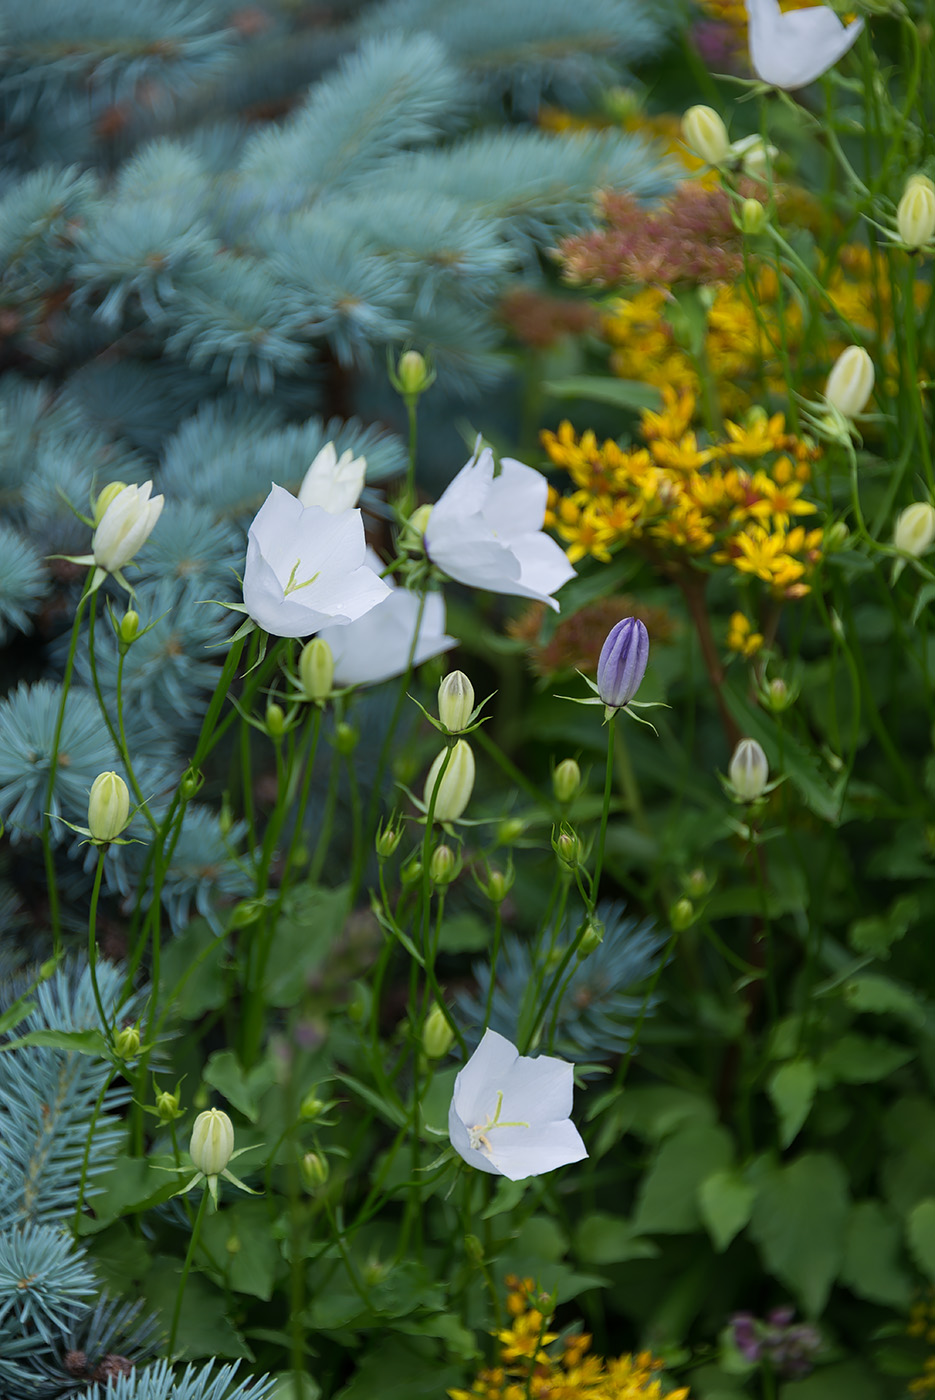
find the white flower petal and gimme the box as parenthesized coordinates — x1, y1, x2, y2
(499, 1052, 575, 1126)
(484, 457, 548, 535)
(452, 1029, 519, 1126)
(487, 1119, 588, 1181)
(745, 0, 862, 89)
(320, 590, 456, 687)
(448, 1100, 503, 1175)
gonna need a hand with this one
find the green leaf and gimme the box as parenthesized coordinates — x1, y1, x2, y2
(481, 1176, 529, 1219)
(907, 1198, 935, 1281)
(818, 1033, 914, 1086)
(436, 912, 490, 953)
(849, 895, 919, 960)
(748, 1153, 849, 1316)
(333, 1340, 462, 1400)
(203, 1049, 277, 1124)
(268, 1376, 321, 1400)
(332, 1073, 407, 1128)
(145, 1255, 252, 1359)
(575, 1212, 660, 1265)
(840, 1201, 912, 1307)
(201, 1200, 282, 1301)
(75, 1157, 182, 1234)
(842, 974, 927, 1028)
(779, 1360, 882, 1400)
(4, 1028, 108, 1056)
(159, 918, 227, 1019)
(767, 1060, 817, 1148)
(698, 1169, 756, 1252)
(267, 883, 351, 1006)
(541, 375, 662, 412)
(632, 1123, 733, 1234)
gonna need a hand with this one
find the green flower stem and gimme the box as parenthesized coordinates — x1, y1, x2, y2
(41, 579, 93, 955)
(612, 929, 679, 1092)
(590, 710, 616, 905)
(85, 607, 157, 831)
(87, 854, 112, 1046)
(483, 902, 502, 1029)
(357, 589, 429, 902)
(405, 397, 419, 515)
(902, 257, 934, 495)
(323, 1198, 373, 1309)
(167, 1183, 210, 1358)
(72, 1065, 118, 1238)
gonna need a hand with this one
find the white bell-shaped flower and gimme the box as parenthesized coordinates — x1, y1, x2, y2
(297, 442, 367, 514)
(745, 0, 863, 90)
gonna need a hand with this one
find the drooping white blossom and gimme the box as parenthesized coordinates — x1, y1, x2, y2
(448, 1029, 588, 1180)
(242, 485, 389, 638)
(425, 446, 575, 611)
(744, 0, 862, 90)
(92, 481, 164, 573)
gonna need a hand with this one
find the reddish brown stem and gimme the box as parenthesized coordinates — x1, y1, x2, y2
(676, 570, 742, 751)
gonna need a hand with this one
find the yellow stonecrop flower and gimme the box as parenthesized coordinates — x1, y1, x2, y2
(727, 612, 764, 657)
(542, 388, 825, 598)
(450, 1277, 691, 1400)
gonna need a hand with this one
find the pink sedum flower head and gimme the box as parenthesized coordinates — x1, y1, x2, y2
(297, 441, 367, 513)
(425, 445, 575, 611)
(242, 485, 390, 638)
(316, 549, 456, 686)
(744, 0, 863, 90)
(448, 1029, 588, 1181)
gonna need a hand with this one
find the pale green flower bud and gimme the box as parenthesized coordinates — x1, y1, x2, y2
(438, 670, 474, 732)
(400, 857, 423, 886)
(424, 740, 475, 822)
(741, 197, 767, 235)
(156, 1088, 182, 1122)
(114, 1024, 140, 1059)
(825, 345, 874, 418)
(298, 638, 334, 701)
(119, 610, 139, 644)
(728, 738, 770, 802)
(681, 105, 730, 165)
(576, 916, 604, 959)
(335, 722, 358, 755)
(552, 758, 581, 804)
(88, 771, 130, 843)
(396, 349, 434, 398)
(894, 501, 935, 557)
(401, 502, 433, 554)
(423, 1004, 455, 1059)
(266, 702, 286, 737)
(670, 898, 695, 932)
(485, 866, 511, 904)
(497, 817, 526, 845)
(766, 677, 794, 712)
(300, 1091, 325, 1121)
(301, 1151, 329, 1190)
(554, 829, 580, 869)
(897, 178, 935, 250)
(824, 520, 850, 552)
(375, 820, 403, 860)
(429, 843, 457, 885)
(189, 1107, 234, 1176)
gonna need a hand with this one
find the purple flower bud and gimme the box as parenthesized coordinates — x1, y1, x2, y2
(596, 617, 649, 710)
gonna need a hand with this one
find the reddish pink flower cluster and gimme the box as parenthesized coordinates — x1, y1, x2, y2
(556, 181, 757, 288)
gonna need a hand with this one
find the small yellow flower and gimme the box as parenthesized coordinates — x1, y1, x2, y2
(727, 612, 764, 657)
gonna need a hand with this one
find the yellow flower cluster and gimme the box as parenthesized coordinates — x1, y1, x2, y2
(542, 388, 824, 598)
(727, 612, 764, 657)
(908, 1294, 935, 1395)
(450, 1276, 690, 1400)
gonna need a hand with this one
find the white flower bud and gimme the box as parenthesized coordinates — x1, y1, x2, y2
(729, 134, 778, 180)
(681, 105, 730, 165)
(894, 501, 935, 557)
(438, 670, 474, 732)
(741, 197, 767, 235)
(88, 772, 130, 842)
(897, 178, 935, 250)
(424, 740, 475, 822)
(190, 1108, 234, 1176)
(92, 482, 164, 572)
(728, 739, 770, 802)
(423, 1004, 455, 1059)
(297, 442, 367, 513)
(824, 345, 874, 419)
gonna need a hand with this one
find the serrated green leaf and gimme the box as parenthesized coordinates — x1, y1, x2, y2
(749, 1153, 849, 1316)
(842, 974, 926, 1028)
(767, 1060, 817, 1147)
(203, 1049, 276, 1124)
(907, 1199, 935, 1280)
(633, 1123, 733, 1234)
(698, 1169, 756, 1252)
(849, 895, 918, 960)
